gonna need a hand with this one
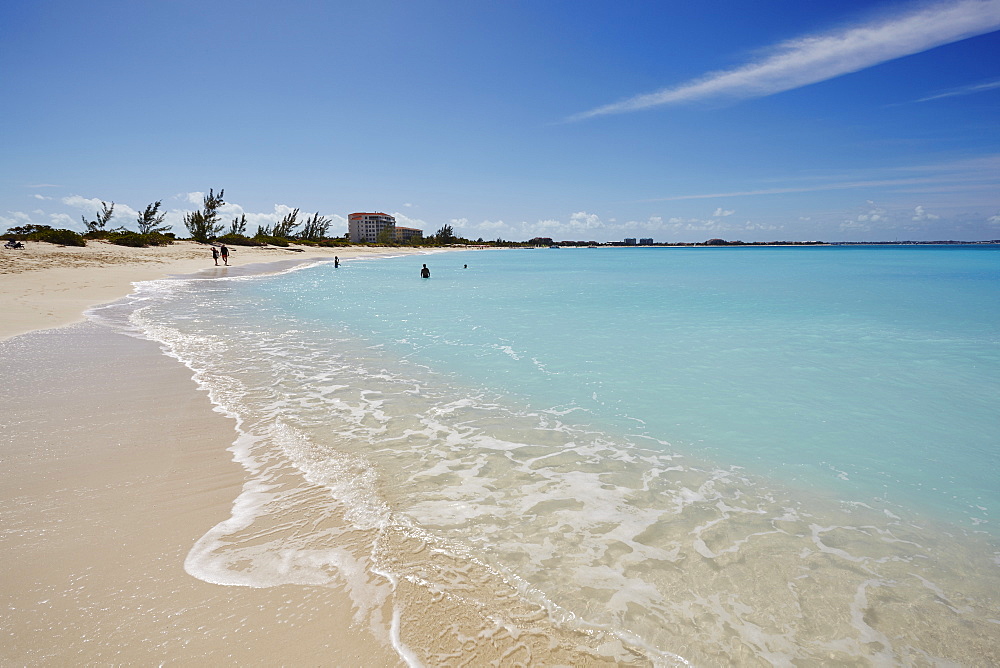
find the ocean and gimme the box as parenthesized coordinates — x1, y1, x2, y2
(93, 245, 1000, 665)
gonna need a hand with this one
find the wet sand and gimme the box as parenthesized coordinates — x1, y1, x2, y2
(0, 241, 442, 664)
(0, 324, 403, 665)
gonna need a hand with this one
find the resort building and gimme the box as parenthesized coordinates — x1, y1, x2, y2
(394, 226, 423, 243)
(349, 212, 396, 243)
(639, 238, 654, 245)
(623, 238, 637, 246)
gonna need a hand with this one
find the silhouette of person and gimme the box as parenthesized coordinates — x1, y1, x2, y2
(212, 246, 219, 265)
(220, 244, 229, 266)
(420, 263, 430, 278)
(334, 256, 340, 268)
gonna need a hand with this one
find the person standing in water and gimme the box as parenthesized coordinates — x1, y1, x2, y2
(420, 263, 430, 278)
(334, 256, 340, 268)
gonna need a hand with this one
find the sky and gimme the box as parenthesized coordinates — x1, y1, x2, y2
(1, 0, 999, 243)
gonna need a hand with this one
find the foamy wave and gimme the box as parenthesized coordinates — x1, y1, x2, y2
(95, 261, 1000, 666)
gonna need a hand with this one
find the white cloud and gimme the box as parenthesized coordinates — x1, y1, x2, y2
(571, 0, 1000, 119)
(858, 201, 887, 222)
(476, 219, 509, 231)
(713, 207, 736, 217)
(644, 153, 1000, 202)
(33, 194, 51, 201)
(912, 205, 940, 221)
(391, 212, 427, 229)
(914, 78, 1000, 102)
(840, 219, 872, 232)
(49, 213, 75, 227)
(987, 213, 1000, 226)
(568, 211, 604, 231)
(3, 211, 34, 226)
(61, 195, 138, 227)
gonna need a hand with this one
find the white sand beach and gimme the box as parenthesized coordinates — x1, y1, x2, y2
(0, 240, 434, 665)
(0, 239, 430, 341)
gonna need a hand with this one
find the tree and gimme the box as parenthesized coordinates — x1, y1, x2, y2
(82, 201, 115, 233)
(136, 200, 170, 234)
(376, 228, 394, 245)
(229, 213, 248, 236)
(272, 208, 299, 238)
(300, 212, 331, 241)
(435, 223, 455, 244)
(183, 188, 225, 242)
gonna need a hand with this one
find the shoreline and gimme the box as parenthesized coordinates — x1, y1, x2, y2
(0, 242, 451, 664)
(0, 239, 441, 342)
(0, 324, 403, 664)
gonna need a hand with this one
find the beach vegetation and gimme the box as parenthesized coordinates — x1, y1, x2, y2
(136, 200, 170, 235)
(376, 228, 395, 245)
(249, 222, 289, 246)
(299, 212, 331, 242)
(38, 228, 87, 246)
(107, 231, 173, 247)
(183, 188, 225, 242)
(4, 224, 88, 246)
(81, 201, 115, 233)
(434, 224, 456, 244)
(228, 213, 248, 236)
(215, 233, 264, 247)
(255, 234, 290, 247)
(272, 208, 300, 239)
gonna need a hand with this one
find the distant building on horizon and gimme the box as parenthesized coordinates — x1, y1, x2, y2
(349, 212, 396, 243)
(394, 226, 423, 243)
(639, 238, 654, 245)
(624, 238, 637, 246)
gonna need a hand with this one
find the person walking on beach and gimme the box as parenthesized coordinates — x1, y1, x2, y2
(212, 246, 219, 266)
(420, 263, 430, 278)
(220, 244, 229, 266)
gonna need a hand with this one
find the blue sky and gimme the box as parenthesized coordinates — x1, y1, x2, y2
(2, 0, 998, 242)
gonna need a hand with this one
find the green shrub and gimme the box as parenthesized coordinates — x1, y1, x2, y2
(140, 232, 173, 246)
(215, 233, 264, 247)
(318, 239, 350, 247)
(106, 231, 173, 247)
(253, 235, 289, 247)
(108, 232, 148, 247)
(33, 228, 86, 246)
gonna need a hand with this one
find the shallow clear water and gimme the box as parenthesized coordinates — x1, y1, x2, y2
(94, 246, 1000, 665)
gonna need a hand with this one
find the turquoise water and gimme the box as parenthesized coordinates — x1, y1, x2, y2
(97, 245, 1000, 665)
(270, 245, 1000, 527)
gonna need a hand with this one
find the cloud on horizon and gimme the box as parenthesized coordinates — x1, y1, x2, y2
(570, 0, 1000, 120)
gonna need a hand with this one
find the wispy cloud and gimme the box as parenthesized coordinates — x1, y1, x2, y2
(643, 153, 1000, 201)
(570, 0, 1000, 120)
(913, 78, 1000, 102)
(644, 177, 947, 201)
